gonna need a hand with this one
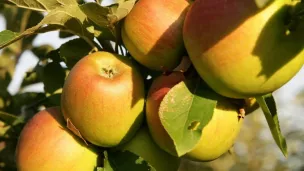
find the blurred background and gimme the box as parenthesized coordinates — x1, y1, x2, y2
(1, 0, 304, 171)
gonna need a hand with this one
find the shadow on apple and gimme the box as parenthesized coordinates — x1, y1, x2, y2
(253, 3, 304, 79)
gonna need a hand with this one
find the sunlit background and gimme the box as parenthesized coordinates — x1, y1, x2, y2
(1, 0, 304, 170)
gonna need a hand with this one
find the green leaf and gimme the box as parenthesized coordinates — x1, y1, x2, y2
(45, 49, 62, 62)
(0, 25, 57, 50)
(59, 31, 75, 38)
(1, 7, 44, 53)
(0, 137, 19, 171)
(159, 78, 218, 157)
(22, 11, 45, 49)
(0, 30, 20, 48)
(8, 0, 78, 12)
(0, 111, 24, 126)
(60, 38, 92, 68)
(0, 72, 12, 98)
(20, 72, 40, 88)
(0, 49, 17, 78)
(45, 93, 61, 107)
(80, 1, 135, 28)
(108, 0, 136, 25)
(40, 5, 95, 41)
(42, 62, 66, 94)
(80, 3, 110, 28)
(32, 44, 54, 58)
(80, 3, 117, 43)
(0, 4, 96, 50)
(102, 150, 155, 171)
(100, 151, 114, 171)
(6, 93, 45, 118)
(39, 50, 66, 94)
(256, 94, 288, 157)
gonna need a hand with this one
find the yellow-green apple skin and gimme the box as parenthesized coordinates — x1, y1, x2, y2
(15, 107, 98, 171)
(122, 0, 190, 71)
(183, 0, 304, 98)
(61, 51, 145, 147)
(120, 127, 181, 171)
(146, 72, 244, 161)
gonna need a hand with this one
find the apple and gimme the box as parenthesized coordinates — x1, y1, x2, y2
(183, 0, 304, 98)
(121, 0, 190, 71)
(61, 51, 145, 147)
(119, 127, 181, 171)
(15, 107, 98, 171)
(146, 72, 244, 161)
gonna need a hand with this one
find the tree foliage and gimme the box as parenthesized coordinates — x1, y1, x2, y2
(0, 0, 304, 170)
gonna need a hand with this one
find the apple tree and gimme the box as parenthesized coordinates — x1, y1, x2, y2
(0, 0, 304, 170)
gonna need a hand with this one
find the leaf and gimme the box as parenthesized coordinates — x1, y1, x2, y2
(80, 3, 111, 28)
(40, 5, 95, 41)
(6, 93, 45, 119)
(102, 150, 155, 171)
(0, 72, 12, 98)
(0, 111, 24, 126)
(45, 93, 61, 107)
(8, 0, 78, 12)
(100, 151, 114, 171)
(80, 1, 135, 29)
(38, 50, 65, 94)
(256, 94, 288, 157)
(0, 137, 19, 171)
(1, 8, 44, 54)
(22, 11, 45, 49)
(108, 0, 136, 25)
(59, 31, 75, 38)
(32, 44, 54, 58)
(60, 38, 92, 68)
(0, 4, 96, 50)
(20, 72, 39, 88)
(45, 49, 62, 62)
(42, 61, 66, 94)
(0, 26, 57, 50)
(159, 78, 218, 156)
(0, 30, 20, 48)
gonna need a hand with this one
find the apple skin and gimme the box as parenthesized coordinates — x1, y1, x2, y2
(61, 51, 145, 147)
(146, 72, 244, 161)
(15, 107, 98, 171)
(119, 127, 181, 171)
(122, 0, 189, 71)
(183, 0, 304, 98)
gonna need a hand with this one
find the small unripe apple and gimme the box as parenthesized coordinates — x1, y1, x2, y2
(183, 0, 304, 98)
(120, 127, 181, 171)
(146, 72, 244, 161)
(122, 0, 190, 71)
(61, 51, 145, 147)
(15, 107, 98, 171)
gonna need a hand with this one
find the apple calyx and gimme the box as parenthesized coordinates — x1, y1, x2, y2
(100, 66, 117, 79)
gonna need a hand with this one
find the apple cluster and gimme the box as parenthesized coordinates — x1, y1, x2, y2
(15, 0, 304, 170)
